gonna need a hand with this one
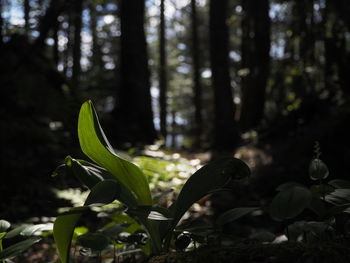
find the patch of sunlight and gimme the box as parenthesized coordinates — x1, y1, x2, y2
(53, 188, 89, 207)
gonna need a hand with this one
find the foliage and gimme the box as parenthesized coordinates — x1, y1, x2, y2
(0, 219, 52, 261)
(53, 101, 250, 262)
(268, 144, 350, 242)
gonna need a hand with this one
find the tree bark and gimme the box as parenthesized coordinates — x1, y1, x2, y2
(159, 0, 168, 140)
(35, 0, 73, 48)
(191, 0, 203, 149)
(240, 0, 270, 131)
(0, 0, 3, 45)
(71, 0, 83, 89)
(209, 0, 239, 152)
(113, 0, 157, 146)
(24, 0, 30, 35)
(324, 0, 350, 100)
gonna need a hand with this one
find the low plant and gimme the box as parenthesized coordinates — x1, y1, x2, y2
(0, 219, 51, 261)
(53, 100, 250, 262)
(269, 142, 350, 241)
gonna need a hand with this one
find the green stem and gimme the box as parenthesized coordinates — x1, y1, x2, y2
(0, 239, 5, 263)
(146, 220, 162, 254)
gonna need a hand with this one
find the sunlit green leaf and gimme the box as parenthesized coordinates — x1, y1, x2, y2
(0, 237, 41, 260)
(78, 100, 152, 205)
(270, 186, 312, 221)
(53, 207, 87, 263)
(20, 224, 53, 236)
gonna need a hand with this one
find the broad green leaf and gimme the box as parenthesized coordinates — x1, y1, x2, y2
(0, 220, 10, 233)
(216, 207, 259, 226)
(170, 157, 250, 227)
(325, 189, 350, 205)
(84, 180, 119, 206)
(270, 186, 312, 221)
(4, 225, 29, 239)
(99, 223, 130, 238)
(78, 100, 152, 205)
(67, 158, 138, 208)
(72, 227, 89, 243)
(66, 156, 104, 189)
(0, 237, 41, 260)
(328, 179, 350, 189)
(0, 233, 6, 239)
(78, 233, 109, 251)
(53, 207, 86, 263)
(20, 224, 53, 236)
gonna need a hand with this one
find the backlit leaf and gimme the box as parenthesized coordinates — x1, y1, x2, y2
(0, 237, 41, 260)
(53, 207, 87, 263)
(78, 101, 152, 205)
(170, 157, 250, 229)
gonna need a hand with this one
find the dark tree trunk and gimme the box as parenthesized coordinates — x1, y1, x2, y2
(240, 0, 270, 131)
(35, 0, 73, 48)
(191, 0, 203, 149)
(24, 0, 30, 35)
(159, 0, 168, 140)
(113, 0, 157, 146)
(324, 0, 350, 100)
(52, 18, 59, 67)
(71, 0, 83, 89)
(0, 0, 3, 45)
(209, 0, 239, 152)
(89, 3, 103, 70)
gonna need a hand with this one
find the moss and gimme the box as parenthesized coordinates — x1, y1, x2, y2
(148, 239, 350, 263)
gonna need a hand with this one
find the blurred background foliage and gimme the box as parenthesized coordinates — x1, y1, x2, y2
(1, 0, 350, 221)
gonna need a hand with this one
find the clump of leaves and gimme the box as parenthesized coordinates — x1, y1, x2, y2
(0, 219, 51, 261)
(53, 101, 250, 263)
(269, 142, 350, 241)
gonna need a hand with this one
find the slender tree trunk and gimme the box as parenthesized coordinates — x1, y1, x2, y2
(240, 0, 270, 131)
(324, 0, 350, 98)
(191, 0, 202, 149)
(24, 0, 30, 35)
(89, 3, 103, 70)
(113, 0, 157, 145)
(209, 0, 239, 152)
(52, 19, 59, 67)
(71, 0, 83, 89)
(325, 0, 350, 100)
(159, 0, 167, 140)
(35, 0, 73, 48)
(0, 0, 3, 45)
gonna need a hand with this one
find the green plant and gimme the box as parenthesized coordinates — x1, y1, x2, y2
(53, 100, 250, 262)
(269, 142, 350, 241)
(0, 219, 49, 262)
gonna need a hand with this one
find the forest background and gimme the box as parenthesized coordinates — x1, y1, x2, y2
(0, 0, 350, 221)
